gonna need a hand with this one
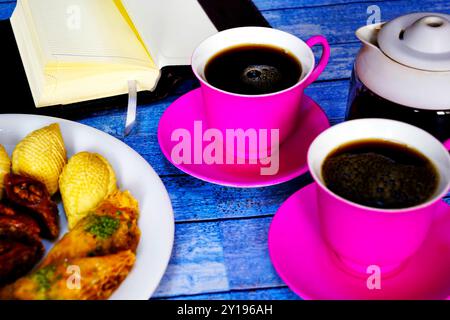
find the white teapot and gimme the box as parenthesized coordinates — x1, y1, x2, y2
(347, 13, 450, 140)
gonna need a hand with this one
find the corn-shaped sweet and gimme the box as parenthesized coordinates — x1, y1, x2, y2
(59, 152, 117, 229)
(0, 145, 11, 199)
(12, 123, 66, 195)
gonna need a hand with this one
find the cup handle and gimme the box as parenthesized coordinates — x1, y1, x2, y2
(305, 35, 330, 86)
(444, 139, 450, 151)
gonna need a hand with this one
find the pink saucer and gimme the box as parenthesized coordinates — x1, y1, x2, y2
(158, 89, 330, 187)
(269, 183, 450, 300)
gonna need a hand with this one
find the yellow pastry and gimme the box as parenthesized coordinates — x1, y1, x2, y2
(0, 145, 11, 198)
(12, 123, 66, 195)
(59, 152, 117, 229)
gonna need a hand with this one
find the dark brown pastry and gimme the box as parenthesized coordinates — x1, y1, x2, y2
(4, 174, 59, 239)
(0, 226, 44, 286)
(0, 203, 41, 238)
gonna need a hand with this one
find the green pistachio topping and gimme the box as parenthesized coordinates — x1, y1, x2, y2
(85, 215, 120, 239)
(34, 265, 56, 291)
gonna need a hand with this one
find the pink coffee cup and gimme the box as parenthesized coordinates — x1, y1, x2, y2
(307, 119, 450, 274)
(192, 27, 330, 159)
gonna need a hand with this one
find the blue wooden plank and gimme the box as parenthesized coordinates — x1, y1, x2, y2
(254, 0, 397, 11)
(220, 217, 284, 290)
(166, 291, 233, 300)
(0, 1, 13, 18)
(166, 287, 300, 300)
(161, 174, 312, 222)
(263, 0, 450, 45)
(153, 217, 289, 298)
(153, 217, 302, 299)
(153, 221, 229, 298)
(228, 287, 300, 300)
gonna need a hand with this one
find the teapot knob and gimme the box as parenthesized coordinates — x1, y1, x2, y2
(403, 16, 450, 54)
(378, 13, 450, 71)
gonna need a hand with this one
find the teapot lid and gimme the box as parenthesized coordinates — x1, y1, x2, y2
(378, 12, 450, 71)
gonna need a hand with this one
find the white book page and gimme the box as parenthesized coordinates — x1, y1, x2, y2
(24, 0, 154, 68)
(121, 0, 218, 68)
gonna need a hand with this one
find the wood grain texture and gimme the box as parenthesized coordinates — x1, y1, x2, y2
(165, 287, 300, 300)
(221, 217, 283, 290)
(153, 222, 229, 297)
(254, 0, 401, 11)
(153, 217, 287, 299)
(1, 0, 448, 300)
(262, 0, 450, 45)
(0, 2, 13, 19)
(161, 174, 312, 222)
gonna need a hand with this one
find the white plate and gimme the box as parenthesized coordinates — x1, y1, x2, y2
(0, 114, 174, 300)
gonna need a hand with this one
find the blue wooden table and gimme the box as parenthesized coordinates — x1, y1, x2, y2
(1, 0, 449, 300)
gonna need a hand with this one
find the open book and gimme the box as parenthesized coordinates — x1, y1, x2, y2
(11, 0, 218, 108)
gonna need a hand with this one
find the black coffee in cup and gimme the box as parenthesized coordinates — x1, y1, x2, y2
(204, 44, 302, 95)
(322, 139, 439, 209)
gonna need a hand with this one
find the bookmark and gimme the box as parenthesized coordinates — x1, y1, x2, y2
(125, 80, 138, 136)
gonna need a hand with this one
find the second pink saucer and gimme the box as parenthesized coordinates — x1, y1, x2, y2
(158, 89, 330, 187)
(269, 183, 450, 299)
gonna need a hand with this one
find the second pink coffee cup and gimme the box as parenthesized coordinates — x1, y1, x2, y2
(308, 119, 450, 274)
